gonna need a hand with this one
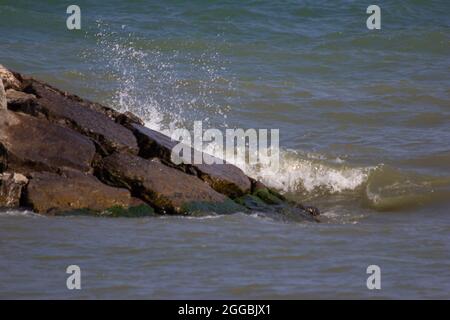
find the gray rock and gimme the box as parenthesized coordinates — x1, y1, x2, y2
(0, 80, 6, 110)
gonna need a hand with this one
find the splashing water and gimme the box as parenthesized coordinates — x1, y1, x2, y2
(82, 23, 450, 208)
(84, 21, 232, 133)
(81, 23, 376, 197)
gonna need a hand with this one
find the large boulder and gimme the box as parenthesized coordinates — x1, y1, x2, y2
(0, 172, 28, 207)
(0, 110, 96, 175)
(24, 170, 152, 216)
(20, 79, 139, 155)
(130, 124, 251, 198)
(98, 152, 244, 215)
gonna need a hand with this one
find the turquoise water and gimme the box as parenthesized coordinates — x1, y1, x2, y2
(0, 1, 449, 299)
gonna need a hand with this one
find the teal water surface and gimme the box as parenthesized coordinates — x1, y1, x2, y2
(0, 0, 449, 299)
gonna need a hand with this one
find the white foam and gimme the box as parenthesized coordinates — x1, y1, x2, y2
(251, 150, 372, 193)
(0, 209, 40, 217)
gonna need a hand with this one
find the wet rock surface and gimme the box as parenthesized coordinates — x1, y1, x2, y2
(0, 65, 319, 220)
(130, 124, 251, 198)
(22, 79, 139, 155)
(0, 110, 96, 175)
(24, 171, 150, 215)
(98, 152, 243, 215)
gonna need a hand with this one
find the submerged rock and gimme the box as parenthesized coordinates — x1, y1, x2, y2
(24, 171, 150, 215)
(130, 124, 251, 198)
(98, 152, 244, 215)
(0, 110, 96, 175)
(0, 172, 28, 207)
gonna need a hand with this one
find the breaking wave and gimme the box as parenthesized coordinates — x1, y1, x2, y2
(83, 24, 450, 212)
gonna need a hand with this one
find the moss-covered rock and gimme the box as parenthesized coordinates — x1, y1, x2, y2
(253, 188, 284, 205)
(235, 194, 269, 211)
(101, 204, 155, 217)
(181, 198, 246, 215)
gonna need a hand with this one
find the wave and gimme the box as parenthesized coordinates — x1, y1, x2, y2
(83, 24, 450, 213)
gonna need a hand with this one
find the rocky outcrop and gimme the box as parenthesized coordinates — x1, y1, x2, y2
(0, 64, 319, 220)
(24, 170, 153, 216)
(97, 152, 243, 215)
(0, 172, 28, 207)
(130, 124, 251, 198)
(0, 110, 96, 175)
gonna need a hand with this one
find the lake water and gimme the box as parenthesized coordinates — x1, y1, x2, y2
(0, 0, 449, 299)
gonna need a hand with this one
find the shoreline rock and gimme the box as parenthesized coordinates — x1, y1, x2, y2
(0, 64, 319, 221)
(97, 152, 244, 215)
(24, 170, 153, 216)
(0, 109, 96, 175)
(129, 124, 252, 198)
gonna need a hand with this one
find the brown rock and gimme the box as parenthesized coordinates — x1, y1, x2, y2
(115, 111, 145, 126)
(98, 152, 243, 215)
(0, 110, 96, 175)
(24, 171, 139, 214)
(0, 64, 22, 90)
(6, 89, 36, 106)
(0, 172, 28, 207)
(130, 124, 251, 198)
(22, 79, 139, 154)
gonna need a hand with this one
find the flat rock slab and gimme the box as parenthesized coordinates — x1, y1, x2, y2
(99, 152, 243, 215)
(25, 171, 148, 215)
(24, 80, 139, 154)
(131, 124, 251, 198)
(0, 110, 96, 175)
